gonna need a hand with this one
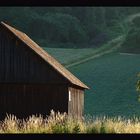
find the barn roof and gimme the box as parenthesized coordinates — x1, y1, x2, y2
(0, 21, 89, 89)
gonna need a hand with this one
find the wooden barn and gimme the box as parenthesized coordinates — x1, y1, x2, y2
(0, 21, 89, 119)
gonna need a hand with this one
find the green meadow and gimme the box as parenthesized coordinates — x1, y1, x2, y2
(44, 47, 140, 118)
(69, 53, 140, 117)
(42, 32, 140, 118)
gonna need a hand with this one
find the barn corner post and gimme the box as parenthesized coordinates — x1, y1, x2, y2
(68, 85, 85, 120)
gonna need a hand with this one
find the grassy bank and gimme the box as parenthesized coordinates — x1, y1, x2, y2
(1, 111, 140, 133)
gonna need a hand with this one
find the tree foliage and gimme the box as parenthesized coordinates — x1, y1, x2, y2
(0, 7, 140, 48)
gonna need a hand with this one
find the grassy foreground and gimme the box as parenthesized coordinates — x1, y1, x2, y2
(1, 110, 140, 133)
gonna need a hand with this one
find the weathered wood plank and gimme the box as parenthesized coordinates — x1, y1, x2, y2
(0, 84, 68, 119)
(68, 86, 84, 119)
(0, 27, 68, 84)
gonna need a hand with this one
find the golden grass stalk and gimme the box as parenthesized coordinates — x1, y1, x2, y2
(0, 111, 140, 133)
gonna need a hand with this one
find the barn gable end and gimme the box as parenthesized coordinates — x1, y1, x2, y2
(0, 25, 68, 84)
(0, 22, 89, 89)
(0, 21, 89, 119)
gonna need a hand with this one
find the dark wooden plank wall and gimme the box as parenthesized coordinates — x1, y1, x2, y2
(0, 26, 68, 84)
(0, 83, 68, 119)
(0, 26, 85, 119)
(68, 86, 84, 119)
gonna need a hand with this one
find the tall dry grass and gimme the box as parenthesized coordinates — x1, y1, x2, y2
(0, 110, 140, 133)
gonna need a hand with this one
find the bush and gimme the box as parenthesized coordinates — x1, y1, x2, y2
(28, 13, 88, 45)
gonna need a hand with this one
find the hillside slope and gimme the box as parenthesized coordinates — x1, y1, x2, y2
(119, 12, 140, 53)
(69, 53, 140, 117)
(44, 12, 140, 68)
(44, 35, 125, 68)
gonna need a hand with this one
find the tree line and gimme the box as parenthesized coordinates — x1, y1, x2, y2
(0, 7, 140, 48)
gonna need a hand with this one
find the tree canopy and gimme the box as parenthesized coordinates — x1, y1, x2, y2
(0, 7, 140, 48)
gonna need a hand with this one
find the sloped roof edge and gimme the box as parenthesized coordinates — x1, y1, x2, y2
(1, 21, 89, 89)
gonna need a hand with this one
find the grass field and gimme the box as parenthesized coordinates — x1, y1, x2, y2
(43, 35, 124, 67)
(2, 112, 140, 133)
(43, 37, 140, 118)
(68, 53, 140, 118)
(43, 47, 96, 65)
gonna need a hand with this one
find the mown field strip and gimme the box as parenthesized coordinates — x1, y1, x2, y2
(66, 37, 124, 68)
(65, 49, 115, 68)
(43, 35, 124, 68)
(119, 53, 138, 55)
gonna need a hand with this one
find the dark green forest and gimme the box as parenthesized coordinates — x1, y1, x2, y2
(1, 7, 140, 50)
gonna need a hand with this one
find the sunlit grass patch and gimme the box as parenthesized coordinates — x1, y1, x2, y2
(1, 111, 140, 133)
